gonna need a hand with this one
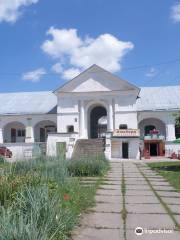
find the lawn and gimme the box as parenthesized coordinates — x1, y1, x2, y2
(0, 154, 109, 240)
(148, 161, 180, 191)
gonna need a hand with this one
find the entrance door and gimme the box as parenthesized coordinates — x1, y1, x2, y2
(122, 142, 129, 159)
(40, 128, 46, 142)
(11, 128, 16, 143)
(56, 142, 66, 160)
(150, 143, 158, 156)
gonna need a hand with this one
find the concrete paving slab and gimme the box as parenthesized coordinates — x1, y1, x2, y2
(79, 212, 122, 228)
(91, 202, 122, 213)
(150, 182, 171, 186)
(72, 228, 123, 240)
(96, 189, 121, 196)
(126, 196, 159, 204)
(99, 184, 121, 190)
(126, 189, 154, 196)
(168, 204, 180, 214)
(161, 197, 180, 205)
(126, 185, 151, 190)
(156, 191, 180, 198)
(153, 186, 176, 191)
(102, 181, 121, 185)
(95, 194, 122, 203)
(126, 213, 175, 229)
(126, 203, 166, 214)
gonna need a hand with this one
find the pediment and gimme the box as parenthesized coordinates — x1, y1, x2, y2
(55, 65, 140, 94)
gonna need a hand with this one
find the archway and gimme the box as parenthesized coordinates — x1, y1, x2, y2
(89, 106, 107, 138)
(138, 118, 166, 138)
(3, 121, 25, 143)
(34, 120, 57, 142)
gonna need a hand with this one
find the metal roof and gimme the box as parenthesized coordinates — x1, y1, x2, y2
(0, 86, 180, 115)
(137, 86, 180, 111)
(0, 91, 57, 115)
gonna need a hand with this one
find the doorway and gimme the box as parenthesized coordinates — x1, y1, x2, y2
(150, 143, 158, 156)
(90, 106, 107, 138)
(122, 142, 129, 159)
(11, 128, 16, 143)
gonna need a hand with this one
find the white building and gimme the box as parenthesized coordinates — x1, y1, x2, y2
(0, 65, 180, 160)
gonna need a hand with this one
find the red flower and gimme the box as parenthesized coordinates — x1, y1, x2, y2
(63, 194, 70, 201)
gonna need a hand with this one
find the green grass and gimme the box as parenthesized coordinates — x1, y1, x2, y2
(0, 155, 109, 239)
(67, 154, 109, 177)
(148, 161, 180, 192)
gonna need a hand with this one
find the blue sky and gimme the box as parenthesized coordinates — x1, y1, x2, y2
(0, 0, 180, 92)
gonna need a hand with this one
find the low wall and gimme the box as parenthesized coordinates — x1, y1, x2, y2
(165, 142, 180, 156)
(47, 133, 79, 159)
(1, 143, 35, 159)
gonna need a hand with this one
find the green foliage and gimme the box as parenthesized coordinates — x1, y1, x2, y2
(67, 154, 109, 176)
(0, 154, 107, 239)
(174, 111, 180, 129)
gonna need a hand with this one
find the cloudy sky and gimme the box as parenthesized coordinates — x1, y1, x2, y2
(0, 0, 180, 92)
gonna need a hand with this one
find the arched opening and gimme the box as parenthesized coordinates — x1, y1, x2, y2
(34, 120, 57, 142)
(89, 106, 107, 139)
(3, 121, 25, 143)
(138, 118, 166, 157)
(139, 118, 166, 138)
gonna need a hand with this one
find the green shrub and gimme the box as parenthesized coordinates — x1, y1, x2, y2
(67, 154, 109, 176)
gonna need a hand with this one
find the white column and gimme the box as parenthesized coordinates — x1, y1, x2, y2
(0, 119, 3, 144)
(166, 123, 176, 141)
(25, 118, 34, 143)
(108, 99, 114, 132)
(80, 100, 86, 138)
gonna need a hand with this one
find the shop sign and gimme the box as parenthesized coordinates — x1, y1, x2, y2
(113, 129, 140, 137)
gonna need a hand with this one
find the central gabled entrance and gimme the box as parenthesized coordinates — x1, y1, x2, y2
(89, 106, 107, 138)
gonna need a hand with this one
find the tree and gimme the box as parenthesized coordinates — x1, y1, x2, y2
(175, 111, 180, 129)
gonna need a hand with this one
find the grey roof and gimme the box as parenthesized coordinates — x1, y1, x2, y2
(0, 91, 57, 115)
(0, 85, 180, 115)
(137, 86, 180, 111)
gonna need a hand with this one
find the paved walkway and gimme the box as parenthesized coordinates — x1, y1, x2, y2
(72, 162, 180, 240)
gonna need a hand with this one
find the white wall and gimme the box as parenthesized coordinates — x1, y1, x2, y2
(111, 138, 139, 160)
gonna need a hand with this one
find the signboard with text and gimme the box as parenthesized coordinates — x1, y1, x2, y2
(113, 129, 140, 137)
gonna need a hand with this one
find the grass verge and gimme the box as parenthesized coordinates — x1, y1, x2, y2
(148, 161, 180, 192)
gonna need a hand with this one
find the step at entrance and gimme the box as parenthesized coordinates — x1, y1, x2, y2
(72, 139, 105, 159)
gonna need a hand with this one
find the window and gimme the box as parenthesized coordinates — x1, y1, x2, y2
(119, 124, 128, 129)
(144, 125, 156, 135)
(67, 125, 74, 133)
(17, 129, 25, 137)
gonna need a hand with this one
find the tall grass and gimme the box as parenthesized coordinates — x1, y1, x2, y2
(67, 154, 109, 177)
(0, 154, 108, 239)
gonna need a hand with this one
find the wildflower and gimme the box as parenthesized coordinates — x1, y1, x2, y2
(63, 193, 70, 201)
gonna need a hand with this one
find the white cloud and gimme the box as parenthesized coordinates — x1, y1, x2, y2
(22, 68, 46, 82)
(170, 3, 180, 23)
(52, 63, 63, 74)
(62, 67, 81, 80)
(0, 0, 39, 23)
(41, 28, 134, 80)
(42, 28, 82, 58)
(146, 67, 158, 77)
